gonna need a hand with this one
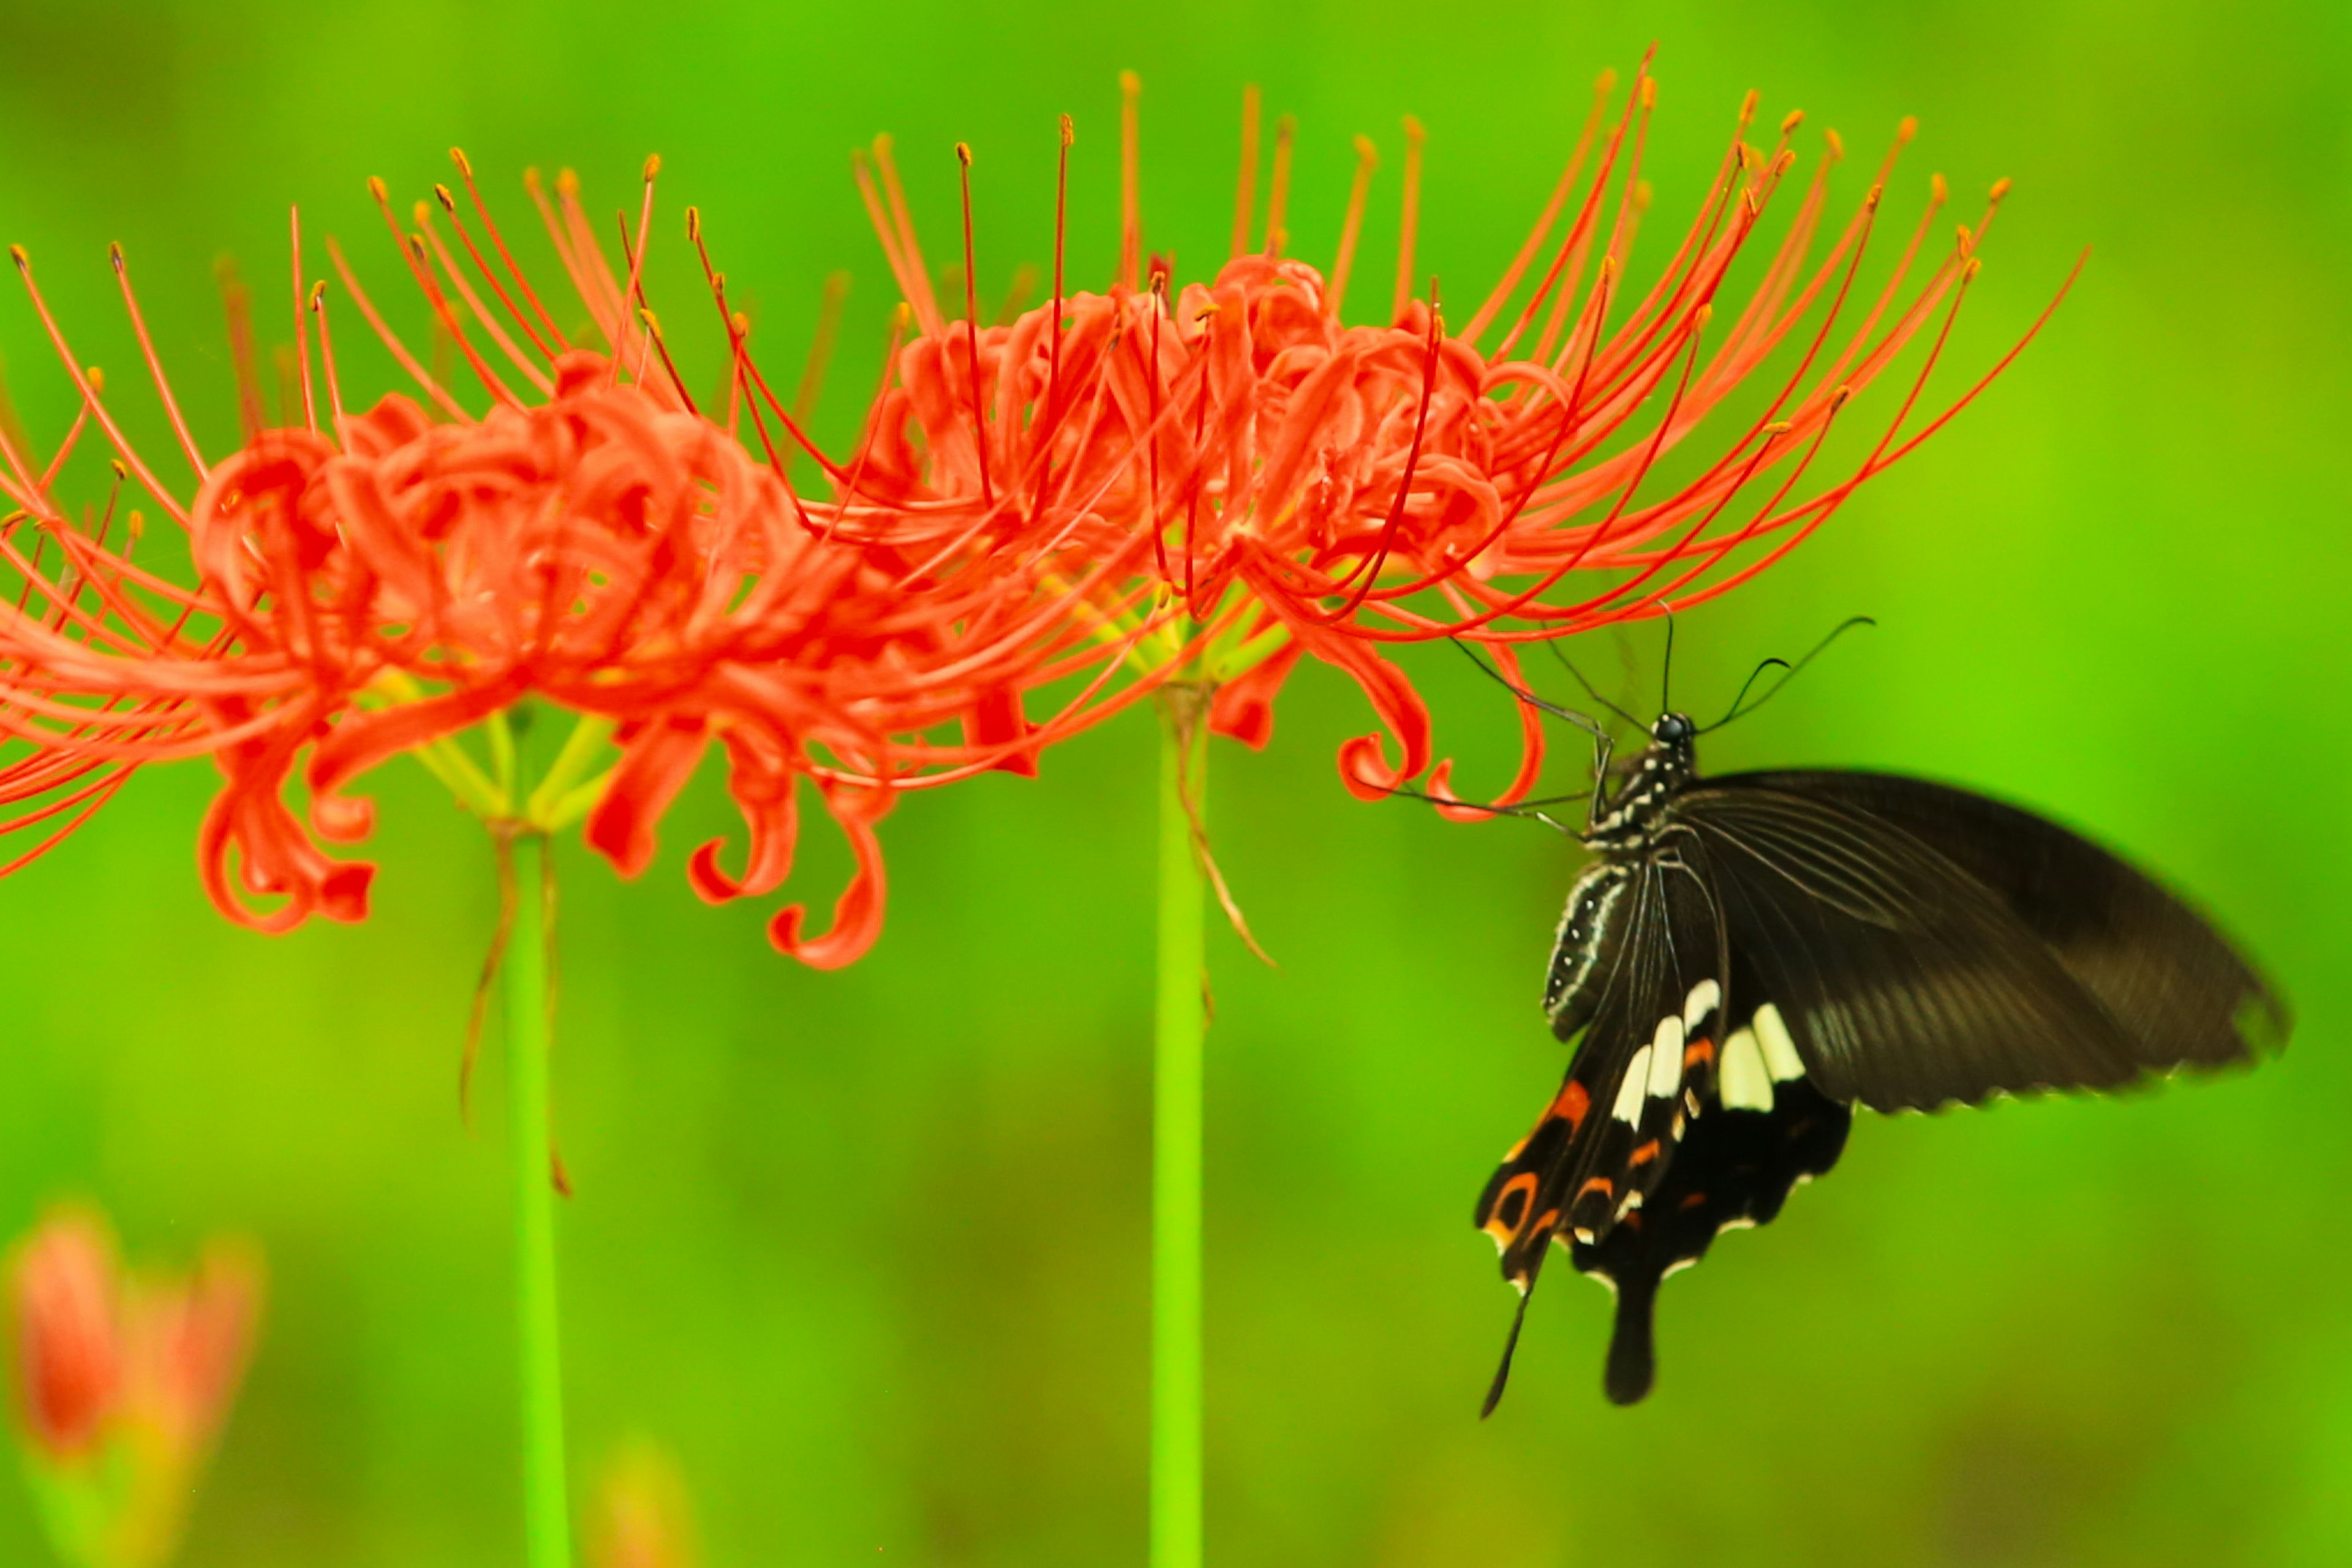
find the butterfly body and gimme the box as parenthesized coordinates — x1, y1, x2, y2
(1476, 711, 2288, 1409)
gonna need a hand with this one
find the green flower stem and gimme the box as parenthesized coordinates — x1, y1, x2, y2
(1152, 687, 1208, 1568)
(503, 831, 572, 1568)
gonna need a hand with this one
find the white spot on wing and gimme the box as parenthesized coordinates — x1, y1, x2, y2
(1718, 1028, 1774, 1112)
(1648, 1017, 1684, 1097)
(1683, 978, 1721, 1031)
(1613, 1047, 1653, 1124)
(1754, 1003, 1806, 1081)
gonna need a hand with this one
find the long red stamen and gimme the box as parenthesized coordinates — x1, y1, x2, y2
(1231, 86, 1262, 259)
(1118, 71, 1142, 290)
(1390, 115, 1425, 326)
(1263, 115, 1295, 256)
(955, 142, 995, 511)
(1325, 136, 1379, 320)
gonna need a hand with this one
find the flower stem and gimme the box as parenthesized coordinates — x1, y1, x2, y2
(503, 831, 572, 1568)
(1152, 687, 1208, 1568)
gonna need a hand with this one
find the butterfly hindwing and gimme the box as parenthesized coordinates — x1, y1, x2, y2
(1567, 944, 1852, 1402)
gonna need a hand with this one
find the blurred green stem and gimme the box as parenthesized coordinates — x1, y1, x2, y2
(503, 831, 573, 1568)
(1153, 685, 1208, 1568)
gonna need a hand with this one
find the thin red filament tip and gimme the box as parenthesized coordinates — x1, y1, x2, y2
(1264, 115, 1295, 256)
(308, 280, 347, 439)
(1326, 135, 1379, 320)
(216, 257, 265, 439)
(1392, 115, 1425, 326)
(785, 271, 850, 482)
(955, 141, 994, 510)
(1118, 70, 1142, 290)
(288, 207, 318, 433)
(1231, 85, 1262, 259)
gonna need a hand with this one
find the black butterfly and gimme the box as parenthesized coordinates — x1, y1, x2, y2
(1464, 651, 2290, 1411)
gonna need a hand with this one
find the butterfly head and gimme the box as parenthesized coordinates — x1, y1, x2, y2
(1650, 712, 1697, 747)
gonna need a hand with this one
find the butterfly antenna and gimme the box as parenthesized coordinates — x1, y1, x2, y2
(1480, 1287, 1536, 1419)
(1449, 636, 1609, 741)
(1542, 640, 1644, 731)
(1659, 603, 1676, 716)
(1703, 616, 1878, 733)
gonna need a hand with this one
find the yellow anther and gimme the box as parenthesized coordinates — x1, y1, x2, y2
(1964, 257, 1983, 281)
(1739, 88, 1760, 124)
(1866, 181, 1885, 210)
(1634, 178, 1654, 209)
(450, 147, 474, 177)
(1931, 172, 1948, 203)
(1830, 383, 1853, 409)
(638, 306, 663, 337)
(368, 175, 390, 202)
(434, 183, 457, 212)
(108, 242, 125, 268)
(1403, 113, 1425, 143)
(8, 244, 27, 270)
(556, 168, 581, 195)
(729, 310, 750, 334)
(957, 141, 973, 167)
(412, 200, 431, 227)
(524, 167, 545, 193)
(1060, 113, 1074, 146)
(1989, 176, 2012, 202)
(1693, 302, 1714, 328)
(1896, 115, 1919, 142)
(86, 367, 105, 394)
(1779, 108, 1804, 135)
(1762, 420, 1795, 437)
(1956, 222, 1975, 256)
(1825, 127, 1846, 160)
(127, 509, 145, 539)
(1641, 77, 1657, 110)
(108, 458, 125, 480)
(1597, 68, 1619, 94)
(1120, 69, 1140, 94)
(641, 154, 662, 181)
(686, 206, 701, 242)
(309, 280, 328, 306)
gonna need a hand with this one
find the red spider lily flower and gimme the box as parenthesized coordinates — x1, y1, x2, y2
(811, 61, 2070, 808)
(8, 1207, 262, 1568)
(0, 158, 1145, 967)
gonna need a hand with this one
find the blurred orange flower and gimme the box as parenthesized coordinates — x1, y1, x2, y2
(7, 1207, 261, 1568)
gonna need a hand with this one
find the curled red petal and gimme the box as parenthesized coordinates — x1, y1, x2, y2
(962, 688, 1038, 778)
(1207, 639, 1303, 751)
(1428, 639, 1546, 823)
(767, 783, 891, 971)
(1289, 620, 1431, 802)
(583, 715, 710, 880)
(687, 726, 801, 903)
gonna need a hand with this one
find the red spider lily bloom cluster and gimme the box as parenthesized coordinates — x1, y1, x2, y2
(819, 62, 2062, 810)
(0, 162, 1147, 965)
(0, 59, 2060, 961)
(9, 1207, 260, 1568)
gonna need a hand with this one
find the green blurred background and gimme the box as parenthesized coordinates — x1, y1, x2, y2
(0, 0, 2346, 1563)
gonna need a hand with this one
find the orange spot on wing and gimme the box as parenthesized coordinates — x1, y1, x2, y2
(1575, 1176, 1613, 1202)
(1548, 1079, 1591, 1131)
(1678, 1191, 1709, 1210)
(1683, 1038, 1715, 1069)
(1629, 1139, 1661, 1168)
